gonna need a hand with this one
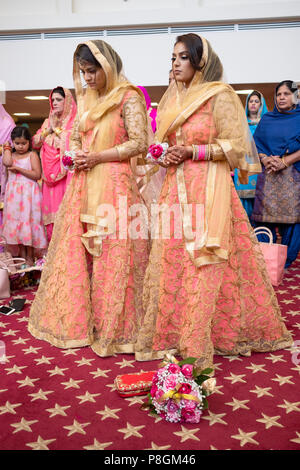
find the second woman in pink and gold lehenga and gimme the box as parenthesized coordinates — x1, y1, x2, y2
(135, 34, 292, 370)
(28, 40, 150, 356)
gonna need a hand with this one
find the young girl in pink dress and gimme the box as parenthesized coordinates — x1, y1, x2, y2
(2, 126, 47, 265)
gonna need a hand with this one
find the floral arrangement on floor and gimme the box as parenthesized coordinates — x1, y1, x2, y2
(62, 150, 76, 171)
(143, 354, 216, 424)
(146, 142, 169, 164)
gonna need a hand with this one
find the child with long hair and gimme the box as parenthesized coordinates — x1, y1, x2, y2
(2, 126, 47, 265)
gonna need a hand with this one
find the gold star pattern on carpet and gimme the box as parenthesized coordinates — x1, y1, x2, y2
(225, 397, 250, 411)
(22, 346, 42, 355)
(118, 422, 145, 439)
(256, 413, 283, 429)
(74, 357, 95, 367)
(277, 400, 300, 414)
(245, 363, 267, 374)
(249, 386, 274, 398)
(231, 428, 259, 447)
(26, 436, 56, 450)
(11, 337, 30, 345)
(290, 432, 300, 444)
(11, 417, 38, 433)
(61, 378, 84, 389)
(145, 442, 171, 450)
(266, 354, 286, 363)
(96, 405, 122, 420)
(34, 355, 55, 365)
(76, 391, 101, 404)
(46, 403, 71, 418)
(16, 376, 39, 388)
(83, 439, 113, 450)
(28, 389, 54, 401)
(224, 373, 246, 384)
(63, 419, 90, 436)
(115, 359, 135, 369)
(201, 411, 228, 426)
(47, 366, 68, 377)
(4, 364, 27, 375)
(173, 426, 200, 442)
(89, 368, 111, 378)
(272, 374, 295, 386)
(0, 401, 22, 415)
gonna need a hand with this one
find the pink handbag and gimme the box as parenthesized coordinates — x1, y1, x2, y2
(254, 227, 287, 286)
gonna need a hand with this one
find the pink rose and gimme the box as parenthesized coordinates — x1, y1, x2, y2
(182, 398, 197, 410)
(150, 384, 158, 397)
(155, 389, 165, 401)
(167, 399, 179, 413)
(181, 364, 194, 379)
(169, 363, 181, 374)
(181, 408, 202, 424)
(164, 374, 178, 390)
(149, 144, 163, 159)
(179, 383, 192, 394)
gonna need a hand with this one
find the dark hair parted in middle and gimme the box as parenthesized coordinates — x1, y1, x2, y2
(175, 33, 204, 71)
(11, 125, 32, 150)
(51, 86, 65, 98)
(75, 42, 123, 74)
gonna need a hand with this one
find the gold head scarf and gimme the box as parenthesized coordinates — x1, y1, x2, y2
(73, 40, 145, 256)
(155, 35, 261, 267)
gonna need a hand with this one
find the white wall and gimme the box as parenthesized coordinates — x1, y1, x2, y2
(0, 0, 299, 91)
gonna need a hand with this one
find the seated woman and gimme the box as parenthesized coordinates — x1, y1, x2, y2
(252, 80, 300, 268)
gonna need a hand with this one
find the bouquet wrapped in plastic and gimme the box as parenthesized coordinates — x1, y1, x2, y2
(145, 142, 169, 164)
(62, 150, 76, 171)
(144, 355, 215, 424)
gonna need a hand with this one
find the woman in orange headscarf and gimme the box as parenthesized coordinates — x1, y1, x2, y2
(135, 33, 292, 370)
(28, 40, 150, 356)
(32, 87, 77, 242)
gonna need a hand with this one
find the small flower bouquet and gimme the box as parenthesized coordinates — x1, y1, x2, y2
(146, 142, 169, 163)
(143, 355, 215, 424)
(62, 150, 76, 171)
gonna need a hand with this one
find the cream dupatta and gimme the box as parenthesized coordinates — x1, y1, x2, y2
(73, 40, 146, 255)
(156, 37, 261, 266)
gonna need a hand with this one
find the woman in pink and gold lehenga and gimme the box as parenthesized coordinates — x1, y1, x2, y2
(135, 33, 292, 370)
(32, 87, 77, 242)
(28, 40, 149, 356)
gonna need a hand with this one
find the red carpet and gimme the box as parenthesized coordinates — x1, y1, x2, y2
(1, 261, 300, 451)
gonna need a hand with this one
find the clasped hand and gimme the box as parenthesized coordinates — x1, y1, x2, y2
(263, 156, 287, 173)
(73, 150, 98, 171)
(162, 145, 191, 167)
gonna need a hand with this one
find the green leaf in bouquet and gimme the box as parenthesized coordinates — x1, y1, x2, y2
(195, 375, 211, 385)
(202, 397, 209, 410)
(178, 357, 197, 366)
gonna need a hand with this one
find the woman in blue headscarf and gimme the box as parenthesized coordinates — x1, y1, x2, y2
(252, 80, 300, 268)
(234, 90, 268, 219)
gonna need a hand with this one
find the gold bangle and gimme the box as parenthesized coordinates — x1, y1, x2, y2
(282, 157, 289, 168)
(192, 144, 198, 161)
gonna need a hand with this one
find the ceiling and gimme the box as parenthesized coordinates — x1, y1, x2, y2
(3, 82, 278, 128)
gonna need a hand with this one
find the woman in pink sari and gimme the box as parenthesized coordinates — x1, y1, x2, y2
(32, 87, 77, 242)
(28, 40, 149, 356)
(135, 34, 292, 370)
